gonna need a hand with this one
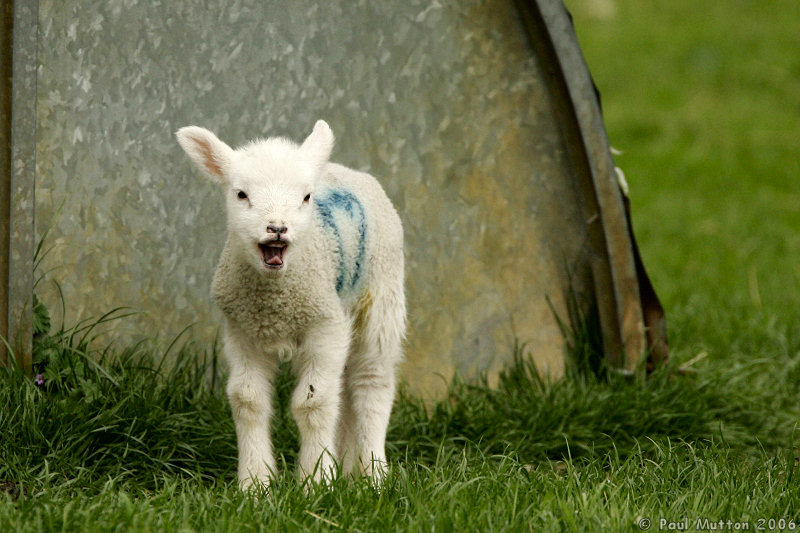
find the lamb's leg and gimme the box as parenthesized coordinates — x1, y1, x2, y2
(343, 353, 398, 484)
(336, 379, 358, 476)
(224, 327, 279, 490)
(291, 318, 350, 484)
(345, 285, 405, 484)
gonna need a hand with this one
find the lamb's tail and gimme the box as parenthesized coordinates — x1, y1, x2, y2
(353, 279, 406, 366)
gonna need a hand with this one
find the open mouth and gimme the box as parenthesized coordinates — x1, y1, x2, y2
(258, 240, 288, 269)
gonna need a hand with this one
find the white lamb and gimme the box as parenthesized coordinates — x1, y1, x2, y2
(175, 120, 406, 489)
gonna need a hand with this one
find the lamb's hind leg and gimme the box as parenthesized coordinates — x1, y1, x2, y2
(343, 286, 405, 484)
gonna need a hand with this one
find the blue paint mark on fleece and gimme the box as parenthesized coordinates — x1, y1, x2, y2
(314, 188, 367, 294)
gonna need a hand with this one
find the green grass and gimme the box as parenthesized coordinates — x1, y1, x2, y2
(3, 1, 800, 530)
(2, 326, 798, 531)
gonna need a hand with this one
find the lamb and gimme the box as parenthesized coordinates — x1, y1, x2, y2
(175, 120, 406, 489)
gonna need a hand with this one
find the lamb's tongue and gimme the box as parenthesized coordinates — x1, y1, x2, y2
(264, 246, 283, 266)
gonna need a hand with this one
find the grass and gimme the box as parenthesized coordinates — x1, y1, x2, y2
(2, 323, 798, 531)
(3, 0, 800, 530)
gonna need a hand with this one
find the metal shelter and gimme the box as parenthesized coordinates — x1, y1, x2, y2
(2, 0, 666, 398)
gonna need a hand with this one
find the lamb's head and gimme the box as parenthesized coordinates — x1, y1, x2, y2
(176, 120, 334, 274)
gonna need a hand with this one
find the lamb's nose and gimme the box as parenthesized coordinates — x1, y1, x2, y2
(267, 224, 288, 235)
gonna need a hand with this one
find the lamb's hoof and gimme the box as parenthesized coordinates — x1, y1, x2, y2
(298, 461, 339, 493)
(239, 475, 272, 496)
(365, 460, 388, 490)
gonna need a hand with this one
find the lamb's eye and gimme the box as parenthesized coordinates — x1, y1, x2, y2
(303, 193, 311, 203)
(237, 190, 248, 200)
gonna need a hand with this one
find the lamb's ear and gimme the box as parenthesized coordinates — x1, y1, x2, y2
(300, 120, 334, 172)
(175, 126, 234, 183)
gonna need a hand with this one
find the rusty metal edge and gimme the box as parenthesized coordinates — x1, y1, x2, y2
(514, 0, 646, 374)
(5, 0, 37, 371)
(622, 192, 669, 371)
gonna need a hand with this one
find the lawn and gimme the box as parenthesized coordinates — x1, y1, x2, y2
(3, 1, 800, 531)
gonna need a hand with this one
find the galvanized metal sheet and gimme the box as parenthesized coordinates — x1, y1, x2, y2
(3, 0, 38, 367)
(22, 0, 629, 398)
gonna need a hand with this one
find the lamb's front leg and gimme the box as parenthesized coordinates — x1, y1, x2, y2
(291, 318, 350, 484)
(224, 327, 279, 490)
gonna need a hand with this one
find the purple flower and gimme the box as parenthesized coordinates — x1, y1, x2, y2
(35, 374, 44, 386)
